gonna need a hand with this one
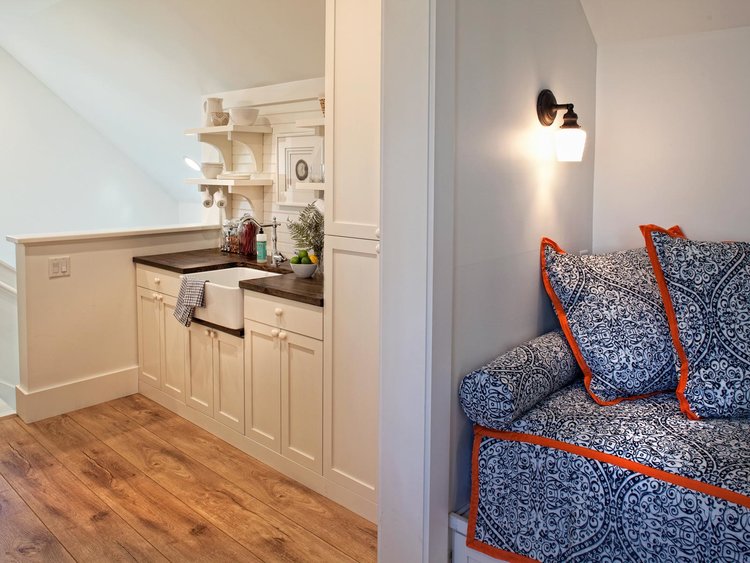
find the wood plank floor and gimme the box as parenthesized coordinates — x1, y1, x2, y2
(0, 394, 377, 562)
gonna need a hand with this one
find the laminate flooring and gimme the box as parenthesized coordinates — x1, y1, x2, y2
(0, 394, 377, 562)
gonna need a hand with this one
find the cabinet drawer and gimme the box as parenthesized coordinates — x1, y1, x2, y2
(244, 293, 323, 340)
(136, 265, 181, 297)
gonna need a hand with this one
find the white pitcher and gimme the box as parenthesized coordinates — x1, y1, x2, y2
(203, 97, 223, 126)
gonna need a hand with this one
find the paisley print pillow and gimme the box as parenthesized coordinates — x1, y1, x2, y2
(643, 225, 750, 419)
(459, 330, 580, 430)
(541, 231, 683, 405)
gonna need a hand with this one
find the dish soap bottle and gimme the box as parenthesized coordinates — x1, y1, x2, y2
(256, 228, 267, 262)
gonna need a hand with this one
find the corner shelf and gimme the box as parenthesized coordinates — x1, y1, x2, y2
(185, 125, 273, 135)
(184, 125, 272, 173)
(295, 117, 325, 129)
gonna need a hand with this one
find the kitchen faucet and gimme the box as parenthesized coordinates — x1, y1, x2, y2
(239, 214, 287, 267)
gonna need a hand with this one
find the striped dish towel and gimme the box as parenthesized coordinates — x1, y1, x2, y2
(174, 278, 207, 327)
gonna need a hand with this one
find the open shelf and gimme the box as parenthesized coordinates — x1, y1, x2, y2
(186, 178, 273, 187)
(185, 125, 273, 135)
(295, 182, 325, 192)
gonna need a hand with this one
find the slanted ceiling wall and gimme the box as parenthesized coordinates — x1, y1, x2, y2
(593, 26, 750, 250)
(0, 0, 325, 264)
(450, 0, 596, 509)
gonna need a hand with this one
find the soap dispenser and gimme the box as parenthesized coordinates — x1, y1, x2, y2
(257, 228, 267, 262)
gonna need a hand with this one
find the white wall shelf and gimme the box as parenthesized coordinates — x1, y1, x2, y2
(186, 178, 273, 187)
(295, 182, 325, 192)
(185, 125, 273, 135)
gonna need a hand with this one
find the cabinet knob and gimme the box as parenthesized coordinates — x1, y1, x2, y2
(375, 228, 381, 239)
(154, 277, 161, 284)
(375, 244, 381, 254)
(271, 328, 280, 337)
(205, 329, 211, 337)
(152, 293, 158, 300)
(278, 331, 288, 341)
(274, 307, 283, 316)
(158, 295, 164, 302)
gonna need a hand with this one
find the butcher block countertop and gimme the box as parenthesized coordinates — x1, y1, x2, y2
(133, 248, 323, 307)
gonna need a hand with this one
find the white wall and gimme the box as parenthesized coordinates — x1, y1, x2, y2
(0, 0, 326, 204)
(450, 0, 597, 508)
(0, 47, 178, 267)
(12, 226, 220, 422)
(593, 26, 750, 251)
(0, 260, 18, 408)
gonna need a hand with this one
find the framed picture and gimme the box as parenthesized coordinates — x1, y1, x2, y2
(277, 135, 323, 206)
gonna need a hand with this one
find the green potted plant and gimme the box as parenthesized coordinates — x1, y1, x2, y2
(287, 203, 324, 272)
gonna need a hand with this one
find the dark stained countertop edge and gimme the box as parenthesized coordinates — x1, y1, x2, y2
(133, 248, 323, 307)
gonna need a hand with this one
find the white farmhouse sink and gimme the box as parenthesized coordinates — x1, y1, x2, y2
(182, 267, 281, 330)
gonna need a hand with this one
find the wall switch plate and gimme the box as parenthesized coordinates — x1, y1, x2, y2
(49, 256, 70, 278)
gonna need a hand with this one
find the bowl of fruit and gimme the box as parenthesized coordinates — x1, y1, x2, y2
(289, 249, 318, 278)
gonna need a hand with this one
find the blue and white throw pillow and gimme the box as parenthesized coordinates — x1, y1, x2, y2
(643, 225, 750, 419)
(542, 234, 682, 405)
(459, 330, 580, 429)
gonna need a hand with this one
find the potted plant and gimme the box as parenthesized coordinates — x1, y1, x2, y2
(287, 202, 324, 272)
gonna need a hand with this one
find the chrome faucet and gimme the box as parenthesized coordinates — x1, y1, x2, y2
(239, 214, 286, 267)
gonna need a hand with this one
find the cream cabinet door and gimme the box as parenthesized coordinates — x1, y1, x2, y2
(186, 325, 214, 416)
(281, 330, 323, 473)
(213, 331, 244, 433)
(244, 320, 281, 452)
(323, 235, 380, 501)
(137, 287, 161, 388)
(160, 295, 186, 402)
(325, 0, 381, 241)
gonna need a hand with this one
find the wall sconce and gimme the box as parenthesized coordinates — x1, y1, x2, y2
(536, 89, 586, 162)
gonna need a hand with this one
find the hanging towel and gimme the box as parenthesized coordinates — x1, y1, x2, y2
(174, 278, 207, 327)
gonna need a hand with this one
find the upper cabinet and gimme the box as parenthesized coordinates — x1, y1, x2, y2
(325, 0, 381, 241)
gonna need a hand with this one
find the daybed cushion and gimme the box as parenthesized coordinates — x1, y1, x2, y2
(643, 224, 750, 420)
(459, 330, 580, 430)
(468, 382, 750, 562)
(541, 233, 682, 405)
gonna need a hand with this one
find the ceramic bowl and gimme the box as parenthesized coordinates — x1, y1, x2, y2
(230, 107, 260, 126)
(201, 162, 223, 179)
(290, 262, 318, 278)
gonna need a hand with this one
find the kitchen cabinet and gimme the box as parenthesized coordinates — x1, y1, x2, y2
(323, 236, 380, 503)
(244, 295, 323, 473)
(186, 325, 244, 433)
(136, 277, 187, 402)
(325, 0, 381, 240)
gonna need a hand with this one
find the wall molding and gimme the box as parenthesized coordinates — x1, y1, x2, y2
(16, 366, 138, 423)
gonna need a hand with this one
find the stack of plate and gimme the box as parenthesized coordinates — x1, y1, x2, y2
(217, 171, 252, 180)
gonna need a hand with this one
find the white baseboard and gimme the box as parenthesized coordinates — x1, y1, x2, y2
(16, 366, 138, 423)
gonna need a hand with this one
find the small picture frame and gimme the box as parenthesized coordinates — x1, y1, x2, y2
(277, 135, 323, 206)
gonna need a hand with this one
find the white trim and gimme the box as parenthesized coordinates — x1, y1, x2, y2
(0, 281, 16, 296)
(449, 510, 505, 563)
(207, 78, 325, 109)
(15, 366, 138, 423)
(6, 223, 220, 246)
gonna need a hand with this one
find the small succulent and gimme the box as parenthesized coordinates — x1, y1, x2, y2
(287, 203, 324, 256)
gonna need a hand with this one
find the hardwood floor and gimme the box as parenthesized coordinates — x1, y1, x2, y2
(0, 395, 377, 562)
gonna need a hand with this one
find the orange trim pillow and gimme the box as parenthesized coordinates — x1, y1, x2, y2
(541, 229, 683, 405)
(642, 224, 750, 419)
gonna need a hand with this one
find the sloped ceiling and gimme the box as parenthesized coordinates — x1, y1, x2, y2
(0, 0, 325, 201)
(580, 0, 750, 44)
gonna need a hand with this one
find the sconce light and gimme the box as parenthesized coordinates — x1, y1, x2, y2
(536, 89, 586, 162)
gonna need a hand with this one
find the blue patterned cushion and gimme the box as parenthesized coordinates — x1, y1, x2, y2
(469, 383, 750, 562)
(458, 330, 580, 429)
(542, 236, 679, 405)
(644, 225, 750, 419)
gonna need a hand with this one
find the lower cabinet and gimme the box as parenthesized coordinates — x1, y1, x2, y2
(186, 325, 244, 433)
(136, 287, 186, 401)
(244, 319, 323, 473)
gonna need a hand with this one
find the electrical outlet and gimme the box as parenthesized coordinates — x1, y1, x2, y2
(48, 256, 70, 278)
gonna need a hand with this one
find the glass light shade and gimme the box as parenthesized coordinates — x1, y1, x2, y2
(183, 156, 201, 171)
(554, 128, 586, 162)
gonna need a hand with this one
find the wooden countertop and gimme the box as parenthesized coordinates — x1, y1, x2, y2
(133, 248, 323, 307)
